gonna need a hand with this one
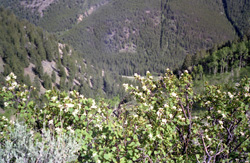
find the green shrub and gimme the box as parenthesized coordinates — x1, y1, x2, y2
(0, 71, 250, 162)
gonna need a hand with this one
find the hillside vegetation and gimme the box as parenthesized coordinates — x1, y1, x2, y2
(1, 0, 238, 76)
(60, 0, 236, 75)
(0, 8, 129, 99)
(224, 0, 250, 36)
(1, 70, 250, 162)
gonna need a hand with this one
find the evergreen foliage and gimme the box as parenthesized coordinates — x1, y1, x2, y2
(0, 7, 127, 99)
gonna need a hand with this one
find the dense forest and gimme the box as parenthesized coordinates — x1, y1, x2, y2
(1, 0, 241, 76)
(182, 36, 250, 84)
(0, 8, 130, 100)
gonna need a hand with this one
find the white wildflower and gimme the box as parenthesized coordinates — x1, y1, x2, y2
(12, 82, 17, 87)
(164, 104, 169, 108)
(65, 103, 74, 108)
(91, 100, 97, 109)
(142, 85, 147, 91)
(123, 83, 129, 91)
(184, 70, 188, 74)
(9, 86, 14, 90)
(72, 109, 79, 117)
(4, 102, 9, 107)
(169, 114, 173, 119)
(51, 96, 57, 101)
(205, 101, 211, 105)
(55, 127, 62, 133)
(205, 135, 211, 141)
(171, 92, 177, 97)
(64, 96, 69, 101)
(162, 119, 167, 124)
(157, 108, 163, 117)
(218, 120, 223, 125)
(177, 115, 182, 119)
(133, 114, 138, 118)
(5, 76, 11, 81)
(101, 134, 106, 139)
(49, 120, 53, 125)
(2, 87, 6, 92)
(134, 73, 139, 77)
(172, 106, 177, 110)
(10, 72, 16, 79)
(67, 126, 74, 133)
(138, 92, 143, 97)
(156, 134, 162, 139)
(228, 92, 234, 99)
(217, 110, 221, 114)
(92, 152, 97, 158)
(244, 86, 249, 92)
(235, 83, 240, 87)
(245, 93, 250, 97)
(149, 133, 153, 139)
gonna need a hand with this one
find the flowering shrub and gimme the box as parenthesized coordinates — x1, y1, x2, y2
(0, 71, 250, 162)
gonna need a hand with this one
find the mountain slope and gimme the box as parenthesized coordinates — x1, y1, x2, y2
(0, 8, 127, 98)
(1, 0, 245, 76)
(59, 0, 236, 75)
(223, 0, 250, 36)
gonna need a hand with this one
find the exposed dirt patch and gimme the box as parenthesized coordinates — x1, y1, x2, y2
(21, 0, 56, 16)
(0, 57, 4, 73)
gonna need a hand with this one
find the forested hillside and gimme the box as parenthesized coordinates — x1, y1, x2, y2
(1, 0, 238, 76)
(223, 0, 250, 36)
(0, 8, 128, 99)
(60, 0, 236, 75)
(181, 36, 250, 92)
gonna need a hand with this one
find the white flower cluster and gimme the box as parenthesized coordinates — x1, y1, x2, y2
(244, 86, 249, 92)
(72, 109, 79, 117)
(67, 126, 74, 133)
(4, 102, 9, 107)
(228, 92, 234, 99)
(161, 118, 167, 125)
(91, 100, 97, 109)
(123, 83, 129, 91)
(156, 108, 164, 117)
(64, 103, 74, 112)
(171, 92, 177, 98)
(235, 83, 240, 87)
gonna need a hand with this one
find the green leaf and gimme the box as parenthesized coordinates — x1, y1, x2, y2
(104, 153, 112, 160)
